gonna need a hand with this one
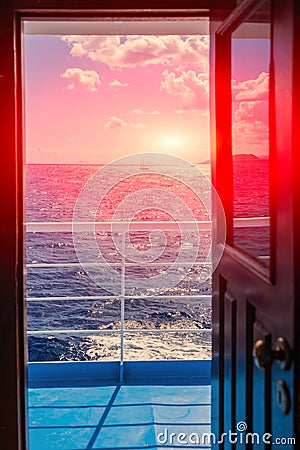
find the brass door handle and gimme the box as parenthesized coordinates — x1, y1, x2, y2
(253, 337, 291, 371)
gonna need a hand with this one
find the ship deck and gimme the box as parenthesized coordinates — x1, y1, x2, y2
(28, 360, 211, 449)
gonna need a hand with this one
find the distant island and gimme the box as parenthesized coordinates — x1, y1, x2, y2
(200, 153, 263, 164)
(232, 153, 260, 161)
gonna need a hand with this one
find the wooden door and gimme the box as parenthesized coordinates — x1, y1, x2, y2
(210, 0, 300, 448)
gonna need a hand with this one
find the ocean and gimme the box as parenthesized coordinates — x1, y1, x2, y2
(26, 160, 269, 362)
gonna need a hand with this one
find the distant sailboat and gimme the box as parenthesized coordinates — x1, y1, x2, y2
(139, 160, 149, 171)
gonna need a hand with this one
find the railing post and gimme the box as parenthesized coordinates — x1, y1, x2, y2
(119, 230, 125, 383)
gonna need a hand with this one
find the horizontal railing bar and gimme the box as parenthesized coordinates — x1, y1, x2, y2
(234, 217, 270, 227)
(25, 217, 270, 233)
(25, 258, 271, 268)
(26, 294, 212, 302)
(27, 329, 119, 335)
(26, 261, 212, 268)
(26, 221, 210, 232)
(124, 328, 212, 333)
(27, 328, 212, 335)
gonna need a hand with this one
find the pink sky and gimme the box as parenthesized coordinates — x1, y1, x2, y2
(24, 28, 269, 164)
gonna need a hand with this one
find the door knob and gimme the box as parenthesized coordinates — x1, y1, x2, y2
(253, 337, 291, 371)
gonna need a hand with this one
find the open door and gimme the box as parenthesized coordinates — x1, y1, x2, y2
(211, 0, 300, 447)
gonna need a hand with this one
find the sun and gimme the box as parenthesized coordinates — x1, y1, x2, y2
(162, 135, 181, 148)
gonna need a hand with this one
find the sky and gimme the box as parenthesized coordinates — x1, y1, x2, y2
(24, 24, 270, 164)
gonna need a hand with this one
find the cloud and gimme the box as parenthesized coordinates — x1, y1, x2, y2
(130, 122, 146, 128)
(61, 35, 209, 70)
(233, 72, 269, 101)
(232, 100, 269, 152)
(234, 100, 268, 123)
(109, 79, 129, 87)
(231, 72, 270, 153)
(104, 116, 146, 130)
(161, 69, 209, 110)
(104, 116, 127, 129)
(232, 118, 269, 153)
(61, 68, 101, 92)
(132, 109, 160, 116)
(132, 109, 144, 115)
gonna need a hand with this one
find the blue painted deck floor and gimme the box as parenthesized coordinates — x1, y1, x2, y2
(28, 362, 211, 450)
(28, 383, 211, 449)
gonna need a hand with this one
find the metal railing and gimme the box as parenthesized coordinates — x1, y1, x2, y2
(26, 217, 269, 380)
(26, 216, 269, 233)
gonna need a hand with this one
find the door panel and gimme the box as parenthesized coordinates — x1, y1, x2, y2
(252, 319, 272, 448)
(223, 290, 237, 449)
(211, 0, 298, 448)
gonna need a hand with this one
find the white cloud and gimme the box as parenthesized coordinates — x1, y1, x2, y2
(104, 116, 127, 129)
(234, 100, 268, 123)
(233, 72, 269, 102)
(232, 118, 269, 153)
(232, 72, 270, 153)
(232, 100, 269, 152)
(61, 68, 101, 92)
(161, 69, 209, 110)
(132, 109, 144, 115)
(109, 79, 129, 87)
(132, 109, 160, 116)
(130, 122, 146, 128)
(104, 116, 146, 130)
(231, 72, 270, 152)
(61, 35, 209, 70)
